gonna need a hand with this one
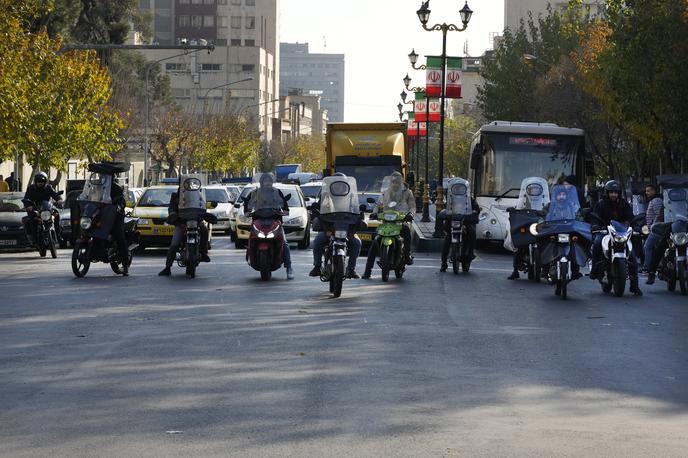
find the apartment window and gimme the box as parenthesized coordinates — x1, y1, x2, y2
(178, 15, 190, 27)
(231, 0, 241, 4)
(245, 16, 256, 29)
(191, 15, 202, 27)
(230, 39, 242, 46)
(191, 0, 203, 4)
(172, 88, 191, 99)
(244, 39, 255, 47)
(218, 0, 227, 3)
(204, 15, 214, 27)
(242, 64, 255, 72)
(165, 62, 187, 71)
(218, 16, 227, 27)
(231, 16, 241, 28)
(246, 0, 255, 5)
(203, 0, 214, 3)
(201, 63, 222, 71)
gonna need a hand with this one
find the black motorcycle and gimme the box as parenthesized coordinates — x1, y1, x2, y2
(174, 215, 215, 279)
(508, 208, 544, 281)
(23, 197, 62, 259)
(655, 217, 688, 295)
(445, 213, 478, 274)
(316, 208, 365, 297)
(71, 202, 139, 278)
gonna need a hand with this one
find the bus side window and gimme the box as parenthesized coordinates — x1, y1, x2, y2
(470, 143, 483, 169)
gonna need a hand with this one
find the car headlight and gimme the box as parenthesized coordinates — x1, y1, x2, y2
(80, 217, 92, 230)
(334, 230, 348, 239)
(137, 218, 149, 225)
(557, 234, 570, 243)
(671, 232, 688, 246)
(287, 216, 304, 226)
(40, 210, 52, 221)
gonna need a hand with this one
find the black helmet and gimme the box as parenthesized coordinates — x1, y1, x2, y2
(604, 180, 621, 193)
(34, 172, 48, 185)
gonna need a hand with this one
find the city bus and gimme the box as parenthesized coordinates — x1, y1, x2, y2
(468, 121, 591, 242)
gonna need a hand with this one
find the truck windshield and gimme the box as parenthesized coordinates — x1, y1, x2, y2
(335, 165, 399, 193)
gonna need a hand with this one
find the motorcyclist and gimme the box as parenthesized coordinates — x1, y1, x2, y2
(642, 184, 664, 281)
(439, 179, 480, 272)
(158, 186, 211, 276)
(244, 173, 294, 280)
(23, 172, 63, 245)
(590, 180, 642, 295)
(309, 173, 363, 279)
(110, 176, 130, 275)
(507, 178, 549, 280)
(362, 171, 415, 279)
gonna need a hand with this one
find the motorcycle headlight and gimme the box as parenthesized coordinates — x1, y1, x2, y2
(671, 232, 688, 246)
(257, 232, 266, 238)
(383, 213, 397, 222)
(187, 220, 198, 229)
(40, 210, 52, 221)
(613, 234, 629, 243)
(529, 223, 539, 236)
(334, 230, 348, 239)
(641, 225, 650, 236)
(266, 232, 275, 239)
(557, 234, 570, 243)
(80, 217, 92, 230)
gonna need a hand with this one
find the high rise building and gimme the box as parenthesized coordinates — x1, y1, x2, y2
(504, 0, 603, 31)
(279, 42, 345, 122)
(137, 0, 280, 141)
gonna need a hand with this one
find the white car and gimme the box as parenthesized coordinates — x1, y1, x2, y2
(205, 186, 234, 234)
(233, 183, 310, 250)
(299, 181, 322, 201)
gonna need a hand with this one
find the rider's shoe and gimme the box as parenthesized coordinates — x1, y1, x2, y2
(309, 266, 322, 277)
(286, 267, 294, 280)
(405, 255, 414, 265)
(646, 272, 656, 285)
(440, 262, 448, 272)
(158, 267, 171, 276)
(346, 269, 360, 279)
(630, 285, 643, 296)
(201, 253, 211, 263)
(589, 268, 599, 280)
(362, 269, 372, 279)
(122, 265, 129, 276)
(507, 270, 519, 280)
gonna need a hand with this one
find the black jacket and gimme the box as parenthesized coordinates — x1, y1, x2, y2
(24, 184, 61, 206)
(593, 197, 634, 225)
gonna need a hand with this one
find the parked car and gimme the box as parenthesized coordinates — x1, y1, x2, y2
(0, 192, 31, 251)
(205, 185, 234, 235)
(300, 181, 322, 201)
(229, 184, 256, 242)
(125, 187, 144, 215)
(234, 183, 310, 249)
(224, 185, 241, 203)
(131, 186, 177, 251)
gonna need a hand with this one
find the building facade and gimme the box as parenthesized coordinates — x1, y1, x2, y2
(504, 0, 604, 30)
(279, 42, 345, 122)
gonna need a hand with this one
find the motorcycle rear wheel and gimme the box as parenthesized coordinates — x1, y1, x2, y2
(380, 244, 391, 282)
(71, 243, 91, 278)
(451, 244, 459, 275)
(331, 255, 344, 297)
(559, 261, 568, 300)
(678, 261, 687, 296)
(612, 259, 627, 297)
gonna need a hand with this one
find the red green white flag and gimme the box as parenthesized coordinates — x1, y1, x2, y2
(407, 113, 426, 137)
(428, 98, 441, 122)
(414, 92, 427, 122)
(445, 57, 462, 98)
(426, 56, 442, 97)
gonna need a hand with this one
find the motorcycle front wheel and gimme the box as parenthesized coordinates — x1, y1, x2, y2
(678, 261, 687, 295)
(331, 255, 344, 297)
(612, 258, 627, 297)
(380, 244, 391, 282)
(48, 232, 57, 259)
(71, 242, 91, 278)
(258, 250, 271, 281)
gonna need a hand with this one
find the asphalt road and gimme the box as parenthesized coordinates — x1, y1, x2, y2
(1, 237, 687, 457)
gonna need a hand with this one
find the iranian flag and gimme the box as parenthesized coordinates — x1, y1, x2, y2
(407, 113, 426, 137)
(414, 92, 427, 122)
(445, 57, 462, 98)
(426, 56, 442, 97)
(428, 98, 441, 122)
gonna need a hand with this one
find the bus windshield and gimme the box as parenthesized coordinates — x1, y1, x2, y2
(476, 133, 581, 198)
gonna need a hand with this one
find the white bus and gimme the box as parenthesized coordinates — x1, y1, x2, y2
(468, 121, 590, 242)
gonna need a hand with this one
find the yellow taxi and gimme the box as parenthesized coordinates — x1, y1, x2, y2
(131, 186, 177, 249)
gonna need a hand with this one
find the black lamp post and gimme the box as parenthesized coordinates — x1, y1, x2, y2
(415, 0, 472, 236)
(404, 68, 432, 222)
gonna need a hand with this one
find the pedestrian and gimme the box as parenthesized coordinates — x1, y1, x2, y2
(6, 172, 19, 191)
(0, 175, 9, 192)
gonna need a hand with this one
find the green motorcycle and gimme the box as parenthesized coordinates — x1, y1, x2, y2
(371, 202, 408, 282)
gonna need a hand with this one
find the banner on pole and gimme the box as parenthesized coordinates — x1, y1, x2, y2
(414, 92, 427, 122)
(407, 112, 427, 137)
(426, 56, 442, 97)
(428, 98, 441, 122)
(445, 57, 462, 98)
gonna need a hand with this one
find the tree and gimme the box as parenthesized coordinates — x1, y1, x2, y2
(268, 136, 326, 173)
(196, 115, 260, 176)
(444, 116, 478, 179)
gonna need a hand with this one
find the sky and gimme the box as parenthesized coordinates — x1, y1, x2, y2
(280, 0, 504, 123)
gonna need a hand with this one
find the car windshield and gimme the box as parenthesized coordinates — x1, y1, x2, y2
(0, 195, 24, 212)
(137, 188, 175, 207)
(300, 185, 321, 199)
(237, 186, 256, 203)
(276, 186, 304, 207)
(206, 188, 230, 203)
(225, 186, 240, 202)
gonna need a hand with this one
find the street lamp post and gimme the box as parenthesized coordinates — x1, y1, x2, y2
(405, 64, 432, 222)
(201, 77, 254, 117)
(415, 0, 473, 236)
(144, 47, 213, 186)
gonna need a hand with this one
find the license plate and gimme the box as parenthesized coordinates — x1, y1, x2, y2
(0, 239, 18, 245)
(152, 226, 174, 236)
(358, 233, 373, 242)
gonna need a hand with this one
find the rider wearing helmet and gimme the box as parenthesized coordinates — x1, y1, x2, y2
(23, 172, 64, 245)
(590, 180, 642, 295)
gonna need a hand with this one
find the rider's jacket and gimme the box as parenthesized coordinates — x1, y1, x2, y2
(24, 184, 61, 206)
(593, 197, 633, 225)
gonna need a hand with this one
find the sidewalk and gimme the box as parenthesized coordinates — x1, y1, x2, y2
(411, 204, 444, 252)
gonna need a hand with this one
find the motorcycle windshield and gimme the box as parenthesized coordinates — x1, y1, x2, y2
(546, 184, 580, 221)
(610, 220, 630, 236)
(445, 178, 472, 216)
(178, 174, 207, 211)
(536, 219, 592, 241)
(380, 173, 407, 211)
(516, 177, 550, 211)
(79, 173, 112, 204)
(320, 176, 359, 214)
(508, 208, 541, 248)
(249, 187, 284, 211)
(663, 187, 688, 223)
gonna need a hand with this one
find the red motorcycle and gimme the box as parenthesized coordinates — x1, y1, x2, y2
(245, 208, 287, 280)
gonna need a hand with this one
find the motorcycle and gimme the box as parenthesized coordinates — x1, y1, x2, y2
(23, 196, 62, 259)
(444, 178, 478, 274)
(508, 208, 544, 281)
(315, 176, 365, 297)
(654, 175, 688, 295)
(245, 207, 288, 281)
(531, 184, 591, 299)
(588, 213, 643, 296)
(370, 201, 410, 282)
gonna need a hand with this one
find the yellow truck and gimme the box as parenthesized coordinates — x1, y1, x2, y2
(325, 122, 408, 244)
